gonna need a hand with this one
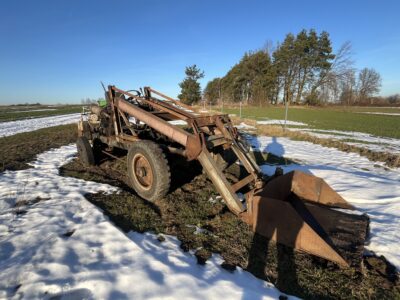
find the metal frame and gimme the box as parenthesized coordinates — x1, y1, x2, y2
(78, 85, 369, 267)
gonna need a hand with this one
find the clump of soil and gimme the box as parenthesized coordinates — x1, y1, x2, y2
(195, 248, 212, 265)
(60, 152, 400, 299)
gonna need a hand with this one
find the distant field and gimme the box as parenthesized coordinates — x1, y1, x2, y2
(224, 106, 400, 139)
(0, 104, 83, 122)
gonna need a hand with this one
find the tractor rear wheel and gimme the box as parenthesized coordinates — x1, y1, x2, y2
(127, 141, 170, 202)
(76, 136, 95, 166)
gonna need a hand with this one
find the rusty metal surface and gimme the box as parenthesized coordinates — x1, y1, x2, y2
(132, 153, 154, 190)
(113, 86, 195, 121)
(244, 193, 350, 266)
(79, 84, 369, 267)
(116, 97, 191, 146)
(145, 87, 194, 111)
(239, 171, 368, 266)
(231, 174, 254, 192)
(197, 150, 245, 214)
(262, 171, 354, 209)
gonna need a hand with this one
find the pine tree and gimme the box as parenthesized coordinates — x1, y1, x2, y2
(178, 65, 204, 105)
(203, 78, 221, 105)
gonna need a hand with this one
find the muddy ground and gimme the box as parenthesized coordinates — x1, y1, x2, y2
(60, 149, 400, 300)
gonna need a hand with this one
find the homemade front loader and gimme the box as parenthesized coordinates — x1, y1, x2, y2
(77, 85, 369, 267)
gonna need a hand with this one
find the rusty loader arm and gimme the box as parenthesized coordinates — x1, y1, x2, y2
(78, 85, 369, 267)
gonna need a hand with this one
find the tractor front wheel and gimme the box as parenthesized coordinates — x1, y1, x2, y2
(76, 136, 95, 166)
(127, 141, 170, 202)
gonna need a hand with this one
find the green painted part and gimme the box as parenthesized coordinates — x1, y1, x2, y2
(98, 99, 107, 107)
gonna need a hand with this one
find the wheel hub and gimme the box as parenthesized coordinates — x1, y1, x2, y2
(133, 154, 153, 190)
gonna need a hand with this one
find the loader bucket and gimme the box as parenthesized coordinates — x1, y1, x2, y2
(263, 170, 354, 209)
(244, 171, 369, 267)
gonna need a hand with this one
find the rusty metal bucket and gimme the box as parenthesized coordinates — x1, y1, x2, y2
(242, 171, 369, 267)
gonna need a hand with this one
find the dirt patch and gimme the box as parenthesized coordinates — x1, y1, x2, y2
(0, 124, 77, 172)
(60, 153, 400, 300)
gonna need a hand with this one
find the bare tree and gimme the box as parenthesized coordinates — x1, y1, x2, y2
(357, 68, 382, 104)
(339, 69, 356, 105)
(306, 41, 355, 104)
(316, 41, 355, 101)
(330, 41, 355, 82)
(387, 94, 400, 104)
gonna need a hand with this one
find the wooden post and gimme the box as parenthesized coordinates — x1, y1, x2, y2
(284, 99, 289, 132)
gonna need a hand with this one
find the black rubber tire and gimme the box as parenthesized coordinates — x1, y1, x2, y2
(127, 141, 170, 202)
(92, 138, 105, 164)
(82, 121, 92, 140)
(77, 136, 95, 166)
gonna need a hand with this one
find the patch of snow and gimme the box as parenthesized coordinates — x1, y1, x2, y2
(169, 103, 201, 116)
(129, 118, 187, 126)
(248, 135, 400, 269)
(357, 112, 400, 116)
(0, 145, 293, 299)
(236, 122, 256, 130)
(128, 116, 145, 125)
(208, 197, 217, 204)
(257, 120, 308, 126)
(0, 114, 81, 137)
(186, 225, 208, 235)
(290, 128, 400, 154)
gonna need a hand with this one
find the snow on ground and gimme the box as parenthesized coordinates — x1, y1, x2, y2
(236, 122, 256, 130)
(0, 114, 81, 138)
(289, 128, 400, 154)
(0, 145, 293, 299)
(357, 112, 400, 116)
(246, 119, 400, 154)
(129, 118, 187, 126)
(257, 120, 308, 126)
(247, 135, 400, 270)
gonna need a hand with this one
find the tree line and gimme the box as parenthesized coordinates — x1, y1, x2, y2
(178, 29, 396, 106)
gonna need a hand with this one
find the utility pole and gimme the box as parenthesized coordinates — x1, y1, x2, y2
(239, 101, 242, 119)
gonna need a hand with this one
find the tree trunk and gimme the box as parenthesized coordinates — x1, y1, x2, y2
(295, 68, 307, 103)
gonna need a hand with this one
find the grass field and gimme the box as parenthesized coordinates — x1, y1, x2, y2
(223, 106, 400, 139)
(0, 104, 83, 122)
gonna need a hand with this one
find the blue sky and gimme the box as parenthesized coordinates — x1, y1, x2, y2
(0, 0, 399, 104)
